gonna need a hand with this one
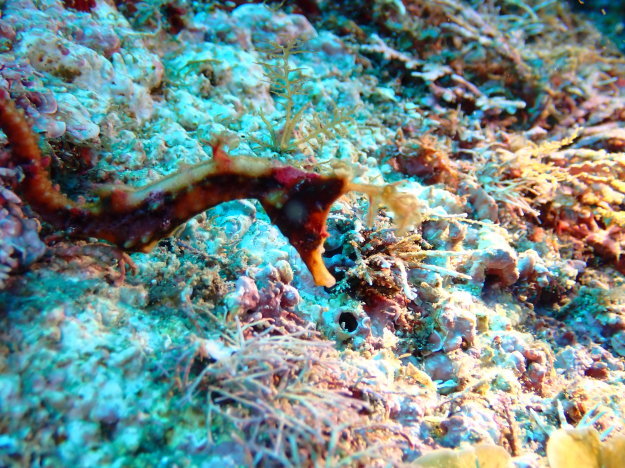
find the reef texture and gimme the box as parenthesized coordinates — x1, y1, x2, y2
(1, 0, 625, 467)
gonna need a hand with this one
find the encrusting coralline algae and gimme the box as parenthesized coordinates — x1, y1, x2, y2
(1, 0, 625, 466)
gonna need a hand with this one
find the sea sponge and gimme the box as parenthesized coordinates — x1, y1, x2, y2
(413, 443, 513, 468)
(546, 426, 625, 468)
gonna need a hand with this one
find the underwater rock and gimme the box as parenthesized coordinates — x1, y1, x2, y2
(1, 0, 625, 465)
(0, 178, 46, 288)
(0, 61, 65, 138)
(459, 180, 499, 222)
(611, 331, 625, 358)
(439, 401, 501, 448)
(469, 247, 519, 288)
(225, 276, 260, 314)
(431, 291, 478, 353)
(232, 4, 316, 45)
(465, 227, 519, 288)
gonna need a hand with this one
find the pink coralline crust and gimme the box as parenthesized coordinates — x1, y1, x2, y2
(0, 19, 17, 41)
(231, 3, 316, 45)
(444, 318, 474, 352)
(439, 402, 501, 447)
(424, 352, 456, 383)
(70, 22, 122, 58)
(363, 293, 409, 336)
(238, 263, 303, 331)
(524, 360, 548, 392)
(494, 333, 556, 395)
(230, 276, 261, 312)
(555, 344, 624, 379)
(1, 63, 65, 138)
(584, 225, 625, 274)
(505, 350, 527, 375)
(469, 248, 519, 287)
(430, 301, 477, 353)
(549, 209, 625, 275)
(459, 180, 499, 222)
(0, 184, 46, 287)
(517, 250, 550, 285)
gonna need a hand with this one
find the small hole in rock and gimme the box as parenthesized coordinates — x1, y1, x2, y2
(339, 311, 358, 333)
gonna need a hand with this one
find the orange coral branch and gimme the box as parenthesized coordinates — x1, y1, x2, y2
(0, 97, 349, 287)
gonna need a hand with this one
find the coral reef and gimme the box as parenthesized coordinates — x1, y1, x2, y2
(1, 0, 625, 466)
